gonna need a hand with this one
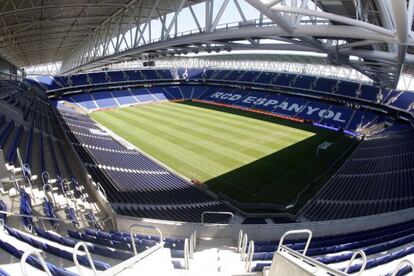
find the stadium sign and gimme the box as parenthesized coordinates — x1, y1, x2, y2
(209, 92, 346, 123)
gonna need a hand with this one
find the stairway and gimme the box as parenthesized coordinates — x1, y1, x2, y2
(115, 248, 178, 276)
(188, 237, 251, 276)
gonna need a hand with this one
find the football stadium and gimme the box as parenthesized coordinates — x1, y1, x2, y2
(0, 0, 413, 275)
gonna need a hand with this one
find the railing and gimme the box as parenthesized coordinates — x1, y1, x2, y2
(0, 210, 112, 231)
(99, 239, 165, 276)
(43, 183, 56, 206)
(259, 229, 354, 275)
(391, 259, 414, 276)
(277, 229, 312, 255)
(129, 224, 164, 256)
(237, 229, 243, 253)
(0, 72, 24, 81)
(238, 229, 255, 273)
(344, 250, 367, 275)
(96, 182, 108, 202)
(240, 233, 248, 261)
(274, 245, 351, 276)
(20, 249, 52, 276)
(41, 171, 50, 186)
(73, 242, 97, 276)
(183, 238, 190, 270)
(201, 211, 234, 224)
(245, 240, 255, 272)
(189, 229, 196, 259)
(98, 225, 167, 276)
(59, 178, 71, 206)
(7, 168, 21, 192)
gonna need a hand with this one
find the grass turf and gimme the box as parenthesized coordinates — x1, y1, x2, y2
(91, 100, 354, 205)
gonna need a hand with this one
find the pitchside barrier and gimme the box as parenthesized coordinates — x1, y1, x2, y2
(115, 205, 414, 241)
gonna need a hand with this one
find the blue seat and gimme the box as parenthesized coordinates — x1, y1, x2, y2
(0, 200, 7, 223)
(66, 207, 79, 227)
(19, 191, 33, 229)
(43, 198, 58, 229)
(0, 121, 14, 148)
(0, 236, 76, 276)
(5, 225, 110, 271)
(6, 126, 23, 163)
(34, 227, 133, 260)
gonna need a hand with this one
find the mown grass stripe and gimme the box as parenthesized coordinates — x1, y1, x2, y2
(134, 103, 310, 148)
(123, 105, 295, 157)
(92, 111, 223, 180)
(116, 108, 252, 167)
(101, 109, 239, 172)
(163, 102, 313, 141)
(152, 102, 306, 137)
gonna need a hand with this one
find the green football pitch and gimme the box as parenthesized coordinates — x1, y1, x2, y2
(91, 101, 354, 206)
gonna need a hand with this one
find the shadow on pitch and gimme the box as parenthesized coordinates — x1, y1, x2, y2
(177, 100, 349, 208)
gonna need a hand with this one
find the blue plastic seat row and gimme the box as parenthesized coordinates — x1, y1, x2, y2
(345, 244, 414, 274)
(318, 231, 414, 265)
(0, 120, 14, 148)
(109, 229, 185, 244)
(43, 198, 58, 229)
(252, 218, 414, 254)
(0, 200, 7, 223)
(6, 125, 23, 163)
(24, 128, 33, 165)
(19, 190, 33, 229)
(300, 130, 414, 220)
(85, 210, 102, 230)
(68, 230, 136, 252)
(5, 225, 110, 271)
(0, 238, 75, 276)
(66, 207, 79, 227)
(34, 227, 133, 260)
(84, 228, 183, 250)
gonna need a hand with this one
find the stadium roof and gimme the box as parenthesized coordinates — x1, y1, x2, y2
(1, 0, 414, 88)
(0, 0, 203, 66)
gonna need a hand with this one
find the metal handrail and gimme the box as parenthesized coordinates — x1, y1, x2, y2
(192, 229, 197, 253)
(277, 229, 312, 256)
(129, 224, 164, 256)
(184, 238, 190, 270)
(41, 171, 50, 186)
(98, 239, 165, 276)
(237, 229, 243, 252)
(245, 240, 254, 272)
(200, 211, 234, 224)
(22, 163, 33, 190)
(0, 210, 112, 230)
(240, 233, 248, 261)
(18, 167, 37, 204)
(59, 178, 71, 206)
(96, 182, 107, 201)
(344, 250, 367, 275)
(7, 169, 20, 192)
(20, 249, 52, 276)
(73, 242, 97, 276)
(391, 259, 414, 276)
(189, 233, 194, 259)
(276, 245, 350, 276)
(43, 183, 56, 206)
(62, 178, 81, 215)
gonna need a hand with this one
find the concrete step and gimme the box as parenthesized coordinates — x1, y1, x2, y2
(114, 248, 177, 276)
(188, 238, 247, 276)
